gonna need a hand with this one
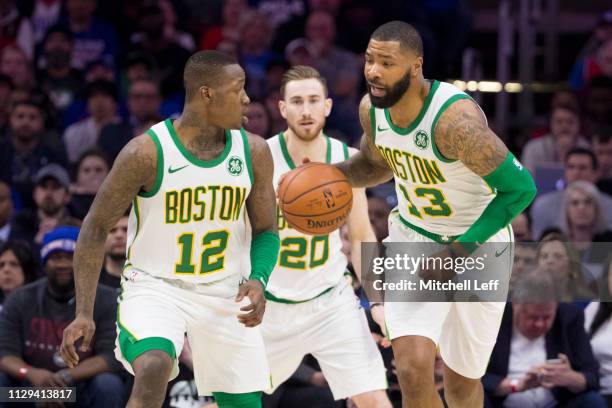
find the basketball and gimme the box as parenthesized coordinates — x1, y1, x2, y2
(278, 162, 353, 235)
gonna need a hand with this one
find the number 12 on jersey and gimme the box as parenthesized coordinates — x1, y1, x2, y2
(174, 230, 229, 275)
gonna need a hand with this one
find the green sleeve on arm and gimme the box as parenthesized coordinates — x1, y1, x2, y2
(457, 153, 537, 253)
(249, 231, 280, 288)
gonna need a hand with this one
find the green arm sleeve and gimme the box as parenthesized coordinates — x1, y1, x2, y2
(457, 153, 537, 253)
(249, 230, 280, 288)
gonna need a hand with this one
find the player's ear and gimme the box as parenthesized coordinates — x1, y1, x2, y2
(199, 86, 213, 103)
(324, 97, 333, 117)
(412, 56, 424, 76)
(278, 99, 287, 119)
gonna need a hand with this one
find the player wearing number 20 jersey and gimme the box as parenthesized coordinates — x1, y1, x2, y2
(261, 66, 389, 406)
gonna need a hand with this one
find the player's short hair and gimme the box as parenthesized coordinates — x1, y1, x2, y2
(280, 65, 328, 98)
(183, 51, 239, 101)
(371, 21, 423, 57)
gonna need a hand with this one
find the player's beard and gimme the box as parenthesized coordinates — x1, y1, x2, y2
(368, 68, 412, 109)
(288, 120, 325, 142)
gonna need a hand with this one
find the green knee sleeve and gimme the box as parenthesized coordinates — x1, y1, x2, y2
(213, 391, 262, 408)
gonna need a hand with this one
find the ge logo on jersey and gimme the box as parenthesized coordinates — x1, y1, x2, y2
(414, 130, 429, 150)
(227, 156, 244, 176)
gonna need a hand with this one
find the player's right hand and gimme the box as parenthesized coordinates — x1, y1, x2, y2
(60, 315, 96, 368)
(236, 279, 266, 327)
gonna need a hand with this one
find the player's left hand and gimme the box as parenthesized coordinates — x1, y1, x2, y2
(417, 247, 456, 283)
(236, 279, 266, 327)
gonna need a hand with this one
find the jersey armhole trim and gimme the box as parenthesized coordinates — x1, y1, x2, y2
(240, 128, 254, 184)
(139, 129, 164, 197)
(369, 105, 376, 143)
(430, 94, 471, 164)
(342, 142, 349, 160)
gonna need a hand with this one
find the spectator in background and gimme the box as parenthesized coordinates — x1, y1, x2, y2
(530, 148, 612, 240)
(37, 25, 84, 116)
(584, 256, 612, 406)
(65, 0, 118, 70)
(0, 240, 37, 309)
(558, 181, 612, 265)
(305, 11, 360, 140)
(157, 0, 195, 52)
(0, 180, 13, 243)
(593, 127, 612, 195)
(0, 226, 123, 408)
(483, 270, 606, 408)
(574, 10, 612, 63)
(63, 79, 120, 165)
(98, 214, 127, 290)
(367, 195, 391, 243)
(266, 89, 286, 136)
(199, 0, 246, 51)
(510, 243, 537, 290)
(128, 3, 190, 99)
(583, 76, 612, 133)
(536, 233, 596, 302)
(0, 45, 34, 90)
(0, 0, 33, 59)
(10, 164, 80, 246)
(0, 74, 13, 138)
(238, 10, 279, 101)
(570, 38, 612, 91)
(522, 103, 588, 175)
(284, 37, 316, 67)
(26, 0, 62, 45)
(511, 212, 532, 242)
(68, 148, 109, 219)
(122, 52, 156, 89)
(245, 101, 271, 139)
(265, 58, 289, 96)
(0, 98, 67, 209)
(84, 59, 114, 83)
(98, 78, 162, 162)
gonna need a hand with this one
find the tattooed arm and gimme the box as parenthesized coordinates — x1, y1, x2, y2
(433, 98, 536, 253)
(246, 133, 277, 237)
(434, 99, 508, 176)
(335, 94, 394, 187)
(61, 135, 156, 366)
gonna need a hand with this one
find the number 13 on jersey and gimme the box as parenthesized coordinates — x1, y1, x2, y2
(174, 230, 229, 275)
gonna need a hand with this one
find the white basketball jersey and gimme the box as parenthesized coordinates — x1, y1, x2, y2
(372, 81, 495, 241)
(266, 133, 349, 302)
(126, 119, 252, 284)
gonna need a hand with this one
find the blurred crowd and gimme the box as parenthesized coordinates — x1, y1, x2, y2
(0, 0, 610, 407)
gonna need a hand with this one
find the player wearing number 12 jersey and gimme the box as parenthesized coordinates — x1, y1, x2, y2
(60, 51, 280, 408)
(335, 22, 537, 408)
(263, 66, 390, 407)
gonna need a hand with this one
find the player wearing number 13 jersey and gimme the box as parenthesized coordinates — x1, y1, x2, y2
(262, 66, 390, 407)
(335, 22, 537, 407)
(60, 51, 280, 408)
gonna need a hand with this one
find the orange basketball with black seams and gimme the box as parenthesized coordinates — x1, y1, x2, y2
(278, 162, 353, 235)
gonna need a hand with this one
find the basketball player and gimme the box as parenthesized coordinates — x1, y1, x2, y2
(334, 22, 537, 407)
(60, 51, 280, 408)
(264, 66, 390, 407)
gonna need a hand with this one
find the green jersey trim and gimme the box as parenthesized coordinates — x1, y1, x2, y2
(139, 129, 164, 197)
(384, 80, 439, 135)
(126, 197, 141, 261)
(397, 213, 460, 244)
(118, 331, 176, 364)
(430, 94, 471, 163)
(240, 128, 254, 185)
(342, 142, 349, 160)
(265, 285, 334, 304)
(278, 132, 332, 169)
(369, 105, 376, 142)
(165, 119, 232, 168)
